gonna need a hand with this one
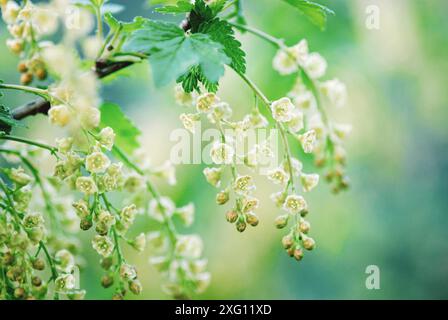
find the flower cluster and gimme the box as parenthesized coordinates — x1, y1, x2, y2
(274, 39, 351, 194)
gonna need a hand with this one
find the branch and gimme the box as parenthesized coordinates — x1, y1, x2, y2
(11, 60, 135, 120)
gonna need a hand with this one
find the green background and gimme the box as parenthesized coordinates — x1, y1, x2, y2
(1, 0, 448, 299)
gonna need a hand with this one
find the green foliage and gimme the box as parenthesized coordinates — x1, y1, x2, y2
(0, 105, 22, 134)
(198, 18, 246, 74)
(99, 102, 141, 154)
(177, 66, 219, 93)
(282, 0, 334, 30)
(155, 0, 194, 14)
(123, 20, 230, 87)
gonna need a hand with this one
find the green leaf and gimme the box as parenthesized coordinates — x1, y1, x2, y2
(0, 105, 23, 134)
(198, 18, 246, 74)
(189, 0, 215, 32)
(177, 66, 218, 93)
(282, 0, 334, 30)
(100, 102, 141, 154)
(155, 1, 194, 14)
(123, 20, 230, 87)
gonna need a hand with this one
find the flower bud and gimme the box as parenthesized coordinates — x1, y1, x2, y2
(245, 212, 259, 227)
(236, 219, 246, 233)
(216, 190, 229, 205)
(293, 247, 304, 261)
(14, 287, 26, 299)
(297, 219, 311, 234)
(80, 218, 93, 231)
(302, 236, 316, 251)
(101, 274, 114, 288)
(275, 214, 289, 229)
(282, 234, 294, 249)
(32, 258, 45, 271)
(100, 257, 113, 270)
(18, 61, 28, 73)
(225, 210, 238, 223)
(129, 279, 142, 295)
(32, 276, 42, 287)
(20, 72, 33, 85)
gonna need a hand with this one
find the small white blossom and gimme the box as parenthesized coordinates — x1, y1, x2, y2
(321, 78, 347, 108)
(92, 235, 114, 257)
(267, 167, 289, 185)
(241, 196, 259, 213)
(210, 142, 234, 165)
(270, 191, 287, 207)
(203, 167, 222, 187)
(293, 91, 317, 110)
(207, 102, 232, 123)
(148, 197, 175, 222)
(175, 203, 195, 227)
(180, 113, 200, 133)
(131, 233, 147, 252)
(10, 167, 32, 186)
(175, 235, 203, 259)
(1, 1, 20, 24)
(56, 137, 73, 153)
(270, 97, 294, 123)
(233, 175, 255, 195)
(120, 264, 137, 281)
(298, 130, 317, 154)
(55, 274, 75, 292)
(48, 105, 71, 127)
(300, 173, 320, 192)
(98, 127, 115, 150)
(283, 194, 307, 214)
(286, 110, 304, 133)
(153, 161, 177, 185)
(174, 84, 196, 106)
(332, 123, 352, 140)
(85, 151, 110, 173)
(303, 52, 327, 79)
(55, 249, 75, 273)
(75, 176, 98, 195)
(196, 92, 219, 113)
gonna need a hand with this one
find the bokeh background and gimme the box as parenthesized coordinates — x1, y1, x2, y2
(1, 0, 448, 299)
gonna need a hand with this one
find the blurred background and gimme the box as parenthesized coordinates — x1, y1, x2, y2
(1, 0, 448, 299)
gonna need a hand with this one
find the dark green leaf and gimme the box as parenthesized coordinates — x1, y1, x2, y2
(123, 20, 230, 87)
(282, 0, 334, 30)
(0, 105, 24, 134)
(100, 102, 141, 154)
(198, 18, 246, 74)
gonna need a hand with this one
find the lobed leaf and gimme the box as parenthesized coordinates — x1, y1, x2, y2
(282, 0, 334, 30)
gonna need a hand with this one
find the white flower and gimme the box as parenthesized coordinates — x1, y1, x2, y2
(79, 107, 100, 129)
(286, 110, 304, 133)
(147, 231, 168, 251)
(207, 102, 232, 123)
(56, 137, 73, 153)
(332, 123, 352, 140)
(174, 84, 196, 106)
(82, 36, 103, 60)
(180, 113, 200, 133)
(175, 203, 195, 226)
(124, 174, 144, 192)
(300, 173, 319, 192)
(131, 233, 147, 252)
(153, 161, 177, 185)
(175, 235, 203, 259)
(119, 264, 137, 281)
(85, 151, 110, 173)
(98, 127, 115, 150)
(270, 97, 294, 122)
(270, 191, 287, 207)
(72, 199, 89, 219)
(6, 38, 23, 54)
(303, 52, 327, 79)
(290, 39, 309, 65)
(203, 167, 222, 187)
(148, 197, 175, 222)
(282, 157, 303, 176)
(55, 249, 75, 273)
(244, 112, 269, 128)
(120, 204, 137, 227)
(273, 50, 298, 75)
(75, 176, 98, 195)
(1, 1, 20, 24)
(266, 167, 289, 185)
(92, 235, 114, 257)
(293, 91, 316, 110)
(283, 194, 307, 214)
(321, 78, 347, 108)
(10, 167, 32, 186)
(210, 142, 234, 165)
(233, 175, 255, 195)
(41, 45, 77, 77)
(194, 272, 211, 294)
(55, 274, 75, 292)
(196, 92, 219, 113)
(32, 5, 59, 36)
(241, 196, 259, 213)
(298, 130, 317, 154)
(48, 105, 71, 127)
(308, 114, 326, 138)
